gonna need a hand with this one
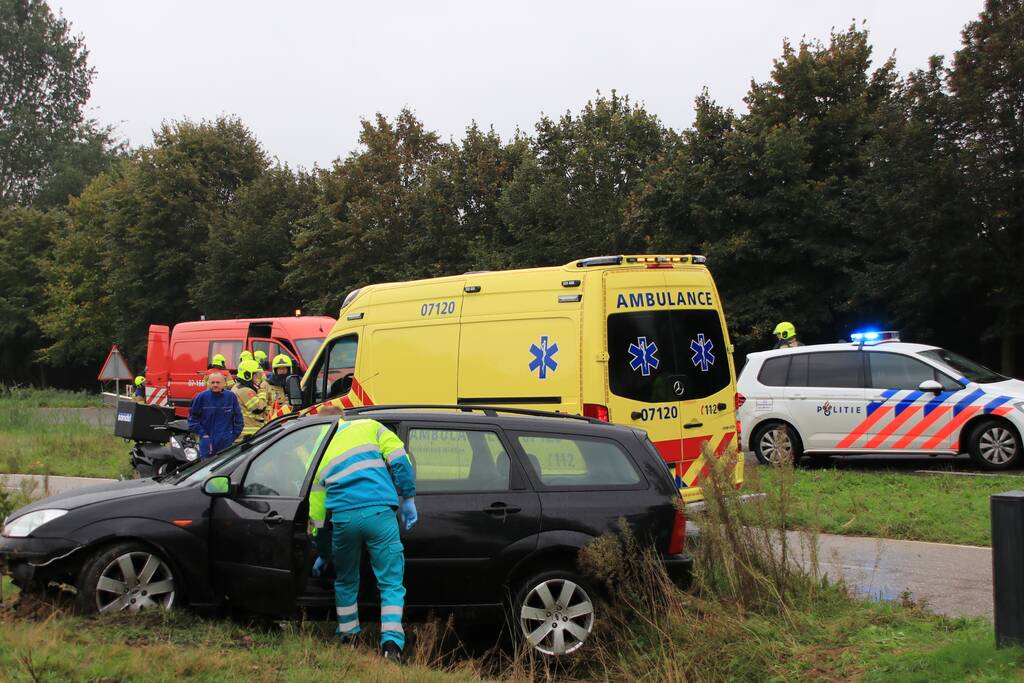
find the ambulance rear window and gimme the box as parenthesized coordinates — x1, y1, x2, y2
(607, 310, 730, 403)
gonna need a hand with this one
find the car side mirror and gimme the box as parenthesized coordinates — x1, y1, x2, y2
(918, 379, 943, 395)
(203, 475, 232, 497)
(286, 375, 304, 408)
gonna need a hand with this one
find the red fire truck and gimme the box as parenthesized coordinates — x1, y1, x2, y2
(143, 316, 335, 416)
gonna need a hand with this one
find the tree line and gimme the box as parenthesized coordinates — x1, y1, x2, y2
(1, 0, 1022, 387)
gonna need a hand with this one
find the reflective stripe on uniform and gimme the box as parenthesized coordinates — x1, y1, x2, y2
(381, 623, 404, 634)
(338, 618, 360, 631)
(312, 518, 324, 529)
(324, 458, 387, 485)
(336, 604, 358, 617)
(318, 444, 380, 480)
(385, 448, 408, 464)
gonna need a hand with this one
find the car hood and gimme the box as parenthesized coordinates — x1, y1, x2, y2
(979, 378, 1024, 397)
(8, 478, 176, 520)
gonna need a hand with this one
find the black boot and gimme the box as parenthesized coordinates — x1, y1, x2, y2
(380, 640, 403, 664)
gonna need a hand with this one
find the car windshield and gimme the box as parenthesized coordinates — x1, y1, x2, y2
(918, 348, 1007, 384)
(166, 423, 286, 485)
(294, 338, 324, 367)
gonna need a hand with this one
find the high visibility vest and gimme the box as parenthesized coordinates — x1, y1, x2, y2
(309, 419, 415, 531)
(231, 383, 266, 438)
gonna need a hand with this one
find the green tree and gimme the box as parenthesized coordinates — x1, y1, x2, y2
(0, 0, 93, 205)
(286, 109, 444, 314)
(0, 206, 60, 380)
(39, 117, 269, 368)
(949, 0, 1024, 373)
(499, 92, 668, 266)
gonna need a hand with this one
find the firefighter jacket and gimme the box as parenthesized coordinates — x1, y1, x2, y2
(309, 419, 415, 531)
(232, 379, 267, 439)
(260, 374, 292, 419)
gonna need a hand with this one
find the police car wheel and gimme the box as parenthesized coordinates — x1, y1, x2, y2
(752, 422, 803, 466)
(968, 421, 1022, 470)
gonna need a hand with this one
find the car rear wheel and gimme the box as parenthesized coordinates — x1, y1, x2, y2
(968, 420, 1022, 470)
(752, 422, 803, 465)
(76, 542, 177, 614)
(513, 570, 595, 656)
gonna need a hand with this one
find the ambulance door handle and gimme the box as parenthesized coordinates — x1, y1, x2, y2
(683, 422, 704, 430)
(630, 411, 643, 420)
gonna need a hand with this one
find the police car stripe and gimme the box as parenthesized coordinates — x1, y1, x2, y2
(984, 396, 1012, 414)
(923, 405, 981, 448)
(954, 389, 986, 416)
(837, 406, 892, 448)
(894, 391, 924, 416)
(866, 389, 899, 417)
(866, 406, 920, 449)
(892, 407, 950, 449)
(923, 391, 957, 416)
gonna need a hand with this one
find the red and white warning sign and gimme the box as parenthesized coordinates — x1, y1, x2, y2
(97, 344, 133, 381)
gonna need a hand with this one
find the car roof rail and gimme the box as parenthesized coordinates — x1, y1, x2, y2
(343, 404, 607, 424)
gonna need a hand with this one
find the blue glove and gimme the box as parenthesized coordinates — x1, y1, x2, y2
(312, 556, 327, 577)
(400, 498, 418, 531)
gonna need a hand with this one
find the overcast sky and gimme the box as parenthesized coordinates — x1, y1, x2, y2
(55, 1, 983, 170)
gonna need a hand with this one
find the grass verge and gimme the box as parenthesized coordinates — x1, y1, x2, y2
(756, 465, 1015, 546)
(0, 385, 102, 408)
(0, 401, 131, 479)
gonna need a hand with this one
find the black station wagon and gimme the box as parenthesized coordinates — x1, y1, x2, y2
(1, 406, 691, 656)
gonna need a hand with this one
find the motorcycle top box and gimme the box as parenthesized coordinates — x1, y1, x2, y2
(114, 399, 176, 443)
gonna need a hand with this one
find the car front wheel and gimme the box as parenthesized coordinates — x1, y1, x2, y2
(513, 570, 596, 656)
(968, 420, 1022, 470)
(76, 542, 177, 614)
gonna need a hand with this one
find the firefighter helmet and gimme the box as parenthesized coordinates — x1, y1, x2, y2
(237, 359, 260, 382)
(272, 354, 294, 370)
(774, 321, 797, 340)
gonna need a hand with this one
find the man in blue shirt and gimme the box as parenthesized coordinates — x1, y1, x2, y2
(187, 372, 243, 458)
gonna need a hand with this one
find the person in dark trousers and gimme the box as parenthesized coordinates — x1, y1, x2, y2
(188, 372, 243, 458)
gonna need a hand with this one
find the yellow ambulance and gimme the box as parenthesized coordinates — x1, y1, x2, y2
(291, 255, 741, 501)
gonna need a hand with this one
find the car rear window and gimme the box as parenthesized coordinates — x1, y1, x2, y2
(607, 309, 731, 402)
(407, 428, 510, 493)
(757, 357, 790, 386)
(516, 434, 641, 488)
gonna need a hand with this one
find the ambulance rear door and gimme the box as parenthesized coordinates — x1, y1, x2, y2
(458, 272, 582, 414)
(603, 268, 734, 492)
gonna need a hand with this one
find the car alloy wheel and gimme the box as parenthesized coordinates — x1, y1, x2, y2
(519, 577, 594, 656)
(759, 426, 794, 465)
(978, 426, 1018, 466)
(95, 551, 176, 613)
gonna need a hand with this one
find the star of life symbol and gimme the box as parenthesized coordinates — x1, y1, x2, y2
(627, 336, 660, 377)
(528, 335, 559, 379)
(690, 334, 716, 372)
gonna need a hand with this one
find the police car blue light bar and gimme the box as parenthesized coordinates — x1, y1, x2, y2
(850, 330, 900, 343)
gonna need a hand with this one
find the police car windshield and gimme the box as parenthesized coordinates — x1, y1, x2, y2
(918, 349, 1006, 384)
(295, 338, 324, 367)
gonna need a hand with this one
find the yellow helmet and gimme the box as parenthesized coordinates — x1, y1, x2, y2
(211, 353, 227, 369)
(239, 350, 254, 364)
(237, 359, 261, 382)
(774, 321, 797, 339)
(254, 350, 268, 363)
(272, 353, 293, 370)
(134, 375, 146, 387)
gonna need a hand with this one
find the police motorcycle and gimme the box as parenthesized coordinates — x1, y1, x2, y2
(115, 399, 200, 477)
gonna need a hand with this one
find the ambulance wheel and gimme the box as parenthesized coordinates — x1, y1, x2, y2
(752, 421, 803, 466)
(968, 420, 1022, 470)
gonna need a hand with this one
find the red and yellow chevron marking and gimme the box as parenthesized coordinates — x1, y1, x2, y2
(267, 378, 376, 422)
(654, 432, 738, 497)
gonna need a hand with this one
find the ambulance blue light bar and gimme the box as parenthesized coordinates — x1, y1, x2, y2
(850, 330, 900, 344)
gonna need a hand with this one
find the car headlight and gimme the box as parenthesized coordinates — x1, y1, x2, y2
(169, 436, 182, 449)
(184, 447, 199, 461)
(1, 509, 68, 538)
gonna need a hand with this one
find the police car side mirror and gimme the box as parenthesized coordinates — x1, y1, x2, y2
(285, 375, 304, 408)
(918, 379, 943, 395)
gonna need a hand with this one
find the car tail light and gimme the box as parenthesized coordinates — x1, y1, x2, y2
(583, 403, 609, 421)
(668, 508, 686, 555)
(735, 392, 746, 410)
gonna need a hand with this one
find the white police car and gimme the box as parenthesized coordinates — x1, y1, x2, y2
(736, 332, 1024, 470)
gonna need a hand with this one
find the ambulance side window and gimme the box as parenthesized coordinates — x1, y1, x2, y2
(315, 335, 358, 401)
